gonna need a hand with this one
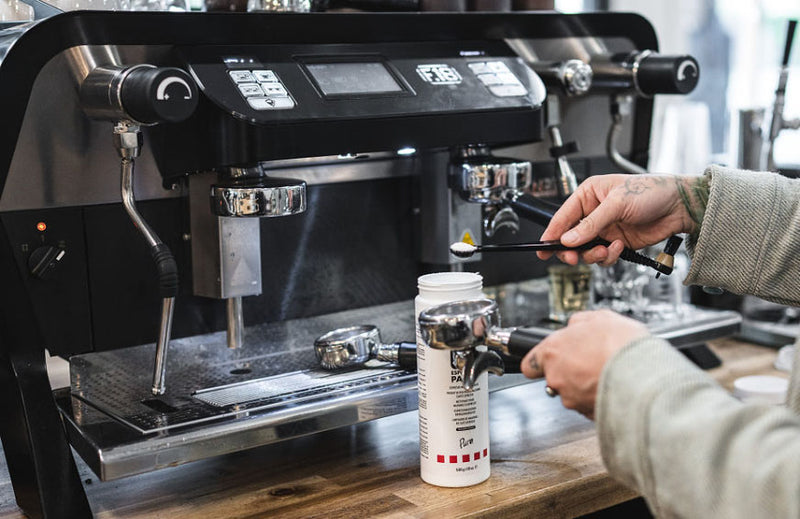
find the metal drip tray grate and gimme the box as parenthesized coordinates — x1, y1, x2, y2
(66, 300, 419, 435)
(194, 368, 405, 408)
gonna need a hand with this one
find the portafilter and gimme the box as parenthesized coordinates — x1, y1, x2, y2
(418, 298, 541, 390)
(314, 325, 416, 371)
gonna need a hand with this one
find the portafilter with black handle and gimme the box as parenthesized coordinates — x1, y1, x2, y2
(418, 298, 541, 390)
(314, 325, 417, 371)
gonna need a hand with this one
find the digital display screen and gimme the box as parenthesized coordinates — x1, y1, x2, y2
(306, 62, 404, 96)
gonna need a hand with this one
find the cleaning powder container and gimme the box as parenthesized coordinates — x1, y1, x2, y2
(415, 272, 489, 487)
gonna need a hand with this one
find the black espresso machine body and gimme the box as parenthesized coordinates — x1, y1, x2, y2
(0, 11, 659, 518)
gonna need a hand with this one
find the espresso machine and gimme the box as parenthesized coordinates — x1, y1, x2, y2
(0, 9, 739, 518)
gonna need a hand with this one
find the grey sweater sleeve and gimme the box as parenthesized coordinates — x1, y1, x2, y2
(597, 166, 800, 517)
(597, 338, 800, 519)
(685, 165, 800, 306)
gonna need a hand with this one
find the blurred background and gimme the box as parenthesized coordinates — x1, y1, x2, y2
(560, 0, 800, 175)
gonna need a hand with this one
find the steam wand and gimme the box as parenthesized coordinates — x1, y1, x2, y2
(115, 122, 178, 395)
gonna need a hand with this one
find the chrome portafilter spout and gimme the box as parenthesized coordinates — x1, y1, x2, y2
(313, 325, 416, 371)
(418, 299, 542, 390)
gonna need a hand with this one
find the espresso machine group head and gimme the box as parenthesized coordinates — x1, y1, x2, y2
(190, 164, 307, 351)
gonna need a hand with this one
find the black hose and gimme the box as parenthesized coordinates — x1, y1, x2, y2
(150, 243, 179, 298)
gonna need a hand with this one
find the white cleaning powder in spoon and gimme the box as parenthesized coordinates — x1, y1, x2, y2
(449, 242, 477, 257)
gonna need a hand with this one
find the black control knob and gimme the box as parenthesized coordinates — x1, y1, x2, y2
(28, 245, 66, 280)
(636, 54, 699, 96)
(81, 65, 198, 124)
(120, 67, 199, 124)
(590, 51, 700, 97)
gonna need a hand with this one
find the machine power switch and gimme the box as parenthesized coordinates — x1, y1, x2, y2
(28, 245, 66, 280)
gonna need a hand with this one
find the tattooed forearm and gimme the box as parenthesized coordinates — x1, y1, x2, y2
(676, 176, 710, 232)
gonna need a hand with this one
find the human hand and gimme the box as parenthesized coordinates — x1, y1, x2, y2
(520, 309, 649, 419)
(537, 174, 705, 266)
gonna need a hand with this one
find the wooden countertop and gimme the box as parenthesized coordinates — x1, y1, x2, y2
(0, 339, 786, 519)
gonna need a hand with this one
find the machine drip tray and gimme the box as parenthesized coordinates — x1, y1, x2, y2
(56, 290, 740, 482)
(57, 298, 535, 481)
(57, 300, 417, 480)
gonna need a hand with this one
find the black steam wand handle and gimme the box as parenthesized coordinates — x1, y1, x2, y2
(506, 193, 674, 276)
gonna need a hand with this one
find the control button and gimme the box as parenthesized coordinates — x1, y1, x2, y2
(468, 62, 491, 74)
(477, 73, 504, 86)
(488, 61, 511, 73)
(253, 70, 279, 83)
(28, 245, 66, 280)
(261, 83, 288, 97)
(489, 84, 528, 97)
(229, 70, 256, 83)
(238, 83, 265, 97)
(496, 72, 522, 86)
(247, 96, 295, 110)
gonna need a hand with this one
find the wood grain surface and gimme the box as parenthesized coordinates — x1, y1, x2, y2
(0, 339, 783, 519)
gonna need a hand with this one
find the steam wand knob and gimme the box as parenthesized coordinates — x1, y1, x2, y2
(81, 65, 198, 125)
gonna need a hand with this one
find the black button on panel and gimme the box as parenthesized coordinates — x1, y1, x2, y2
(28, 244, 66, 280)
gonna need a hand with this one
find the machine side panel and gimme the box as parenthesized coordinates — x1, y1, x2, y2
(0, 209, 92, 356)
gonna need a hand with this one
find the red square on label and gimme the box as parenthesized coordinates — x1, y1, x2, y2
(474, 451, 480, 460)
(483, 448, 488, 457)
(437, 455, 445, 463)
(462, 454, 470, 463)
(449, 455, 457, 464)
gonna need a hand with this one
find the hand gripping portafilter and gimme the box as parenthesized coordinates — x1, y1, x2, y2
(418, 299, 541, 390)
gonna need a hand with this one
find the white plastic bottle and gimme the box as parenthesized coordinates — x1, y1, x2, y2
(415, 272, 489, 487)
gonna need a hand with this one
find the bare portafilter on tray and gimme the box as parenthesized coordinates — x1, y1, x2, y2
(314, 325, 417, 370)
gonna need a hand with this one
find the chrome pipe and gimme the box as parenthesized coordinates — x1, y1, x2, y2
(226, 297, 244, 349)
(151, 297, 175, 396)
(119, 136, 160, 249)
(549, 126, 578, 196)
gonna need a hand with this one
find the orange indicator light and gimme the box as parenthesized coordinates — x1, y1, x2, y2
(36, 222, 47, 232)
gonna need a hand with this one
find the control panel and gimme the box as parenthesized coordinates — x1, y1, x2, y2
(180, 40, 546, 122)
(228, 68, 296, 111)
